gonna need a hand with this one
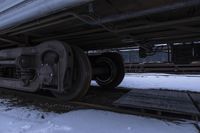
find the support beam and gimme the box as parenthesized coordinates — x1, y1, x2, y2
(176, 26, 200, 33)
(0, 36, 25, 46)
(116, 16, 200, 33)
(92, 0, 200, 24)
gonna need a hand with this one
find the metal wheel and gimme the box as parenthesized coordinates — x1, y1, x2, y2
(95, 52, 125, 89)
(52, 46, 92, 101)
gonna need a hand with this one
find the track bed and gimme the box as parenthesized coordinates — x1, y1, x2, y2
(0, 86, 199, 121)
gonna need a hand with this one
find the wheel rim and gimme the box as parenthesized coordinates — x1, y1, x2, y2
(52, 46, 92, 101)
(95, 57, 117, 84)
(94, 52, 125, 88)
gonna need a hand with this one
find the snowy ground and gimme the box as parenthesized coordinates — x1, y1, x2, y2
(0, 99, 198, 133)
(92, 73, 200, 92)
(0, 73, 199, 133)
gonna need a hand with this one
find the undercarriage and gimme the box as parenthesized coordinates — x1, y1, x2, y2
(0, 40, 124, 100)
(0, 0, 199, 100)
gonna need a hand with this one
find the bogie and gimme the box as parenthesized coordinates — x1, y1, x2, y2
(0, 40, 124, 101)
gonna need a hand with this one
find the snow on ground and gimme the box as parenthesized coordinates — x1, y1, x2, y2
(0, 73, 199, 133)
(0, 98, 197, 133)
(92, 73, 200, 92)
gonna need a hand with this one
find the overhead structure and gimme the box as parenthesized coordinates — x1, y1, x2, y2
(0, 0, 94, 31)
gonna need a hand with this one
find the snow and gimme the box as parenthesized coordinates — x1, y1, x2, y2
(0, 73, 199, 133)
(0, 98, 197, 133)
(92, 73, 200, 92)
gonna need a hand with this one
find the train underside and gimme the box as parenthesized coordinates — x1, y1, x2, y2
(0, 0, 199, 100)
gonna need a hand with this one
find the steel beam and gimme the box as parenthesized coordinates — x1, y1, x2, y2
(93, 0, 200, 24)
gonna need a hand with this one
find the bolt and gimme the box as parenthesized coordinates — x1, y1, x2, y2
(21, 59, 25, 63)
(50, 73, 53, 77)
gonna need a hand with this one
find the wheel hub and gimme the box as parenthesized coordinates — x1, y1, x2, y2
(38, 64, 54, 85)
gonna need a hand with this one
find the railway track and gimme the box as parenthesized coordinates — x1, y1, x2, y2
(125, 63, 200, 74)
(0, 86, 199, 123)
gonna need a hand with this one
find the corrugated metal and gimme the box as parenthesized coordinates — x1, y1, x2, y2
(0, 0, 93, 31)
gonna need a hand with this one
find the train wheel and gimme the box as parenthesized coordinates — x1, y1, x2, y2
(52, 46, 92, 101)
(94, 52, 125, 89)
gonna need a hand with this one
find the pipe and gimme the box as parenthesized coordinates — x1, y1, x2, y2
(0, 60, 16, 65)
(0, 0, 93, 31)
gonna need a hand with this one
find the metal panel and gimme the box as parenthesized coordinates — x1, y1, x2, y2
(0, 0, 26, 12)
(188, 93, 200, 111)
(0, 0, 93, 30)
(114, 89, 200, 115)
